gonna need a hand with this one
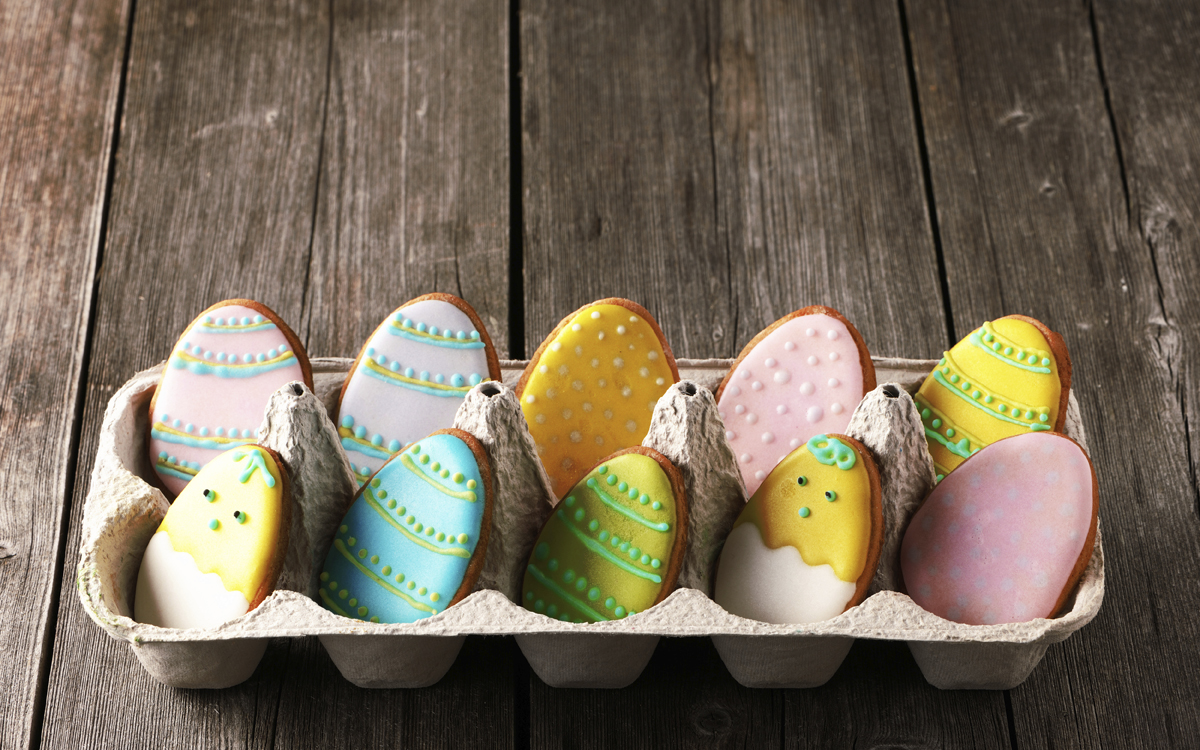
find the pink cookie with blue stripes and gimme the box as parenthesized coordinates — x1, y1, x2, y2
(148, 300, 311, 498)
(336, 294, 500, 484)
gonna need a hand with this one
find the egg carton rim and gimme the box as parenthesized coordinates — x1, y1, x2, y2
(77, 356, 1103, 646)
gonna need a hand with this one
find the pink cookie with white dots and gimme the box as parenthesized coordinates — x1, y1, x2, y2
(900, 431, 1098, 625)
(717, 306, 875, 495)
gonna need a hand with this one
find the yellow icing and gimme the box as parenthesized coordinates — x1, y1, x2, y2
(522, 304, 677, 497)
(917, 318, 1061, 476)
(732, 440, 872, 582)
(159, 447, 285, 601)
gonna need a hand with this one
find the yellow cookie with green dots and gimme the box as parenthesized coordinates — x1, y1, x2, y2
(135, 445, 290, 628)
(517, 299, 680, 498)
(915, 315, 1071, 481)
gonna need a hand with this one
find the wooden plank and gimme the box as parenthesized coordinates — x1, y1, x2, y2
(904, 0, 1200, 747)
(521, 0, 1008, 746)
(39, 0, 513, 747)
(0, 0, 130, 747)
(302, 0, 511, 357)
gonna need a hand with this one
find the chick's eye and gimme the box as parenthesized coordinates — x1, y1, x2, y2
(796, 476, 807, 486)
(203, 489, 216, 503)
(233, 510, 248, 524)
(825, 490, 837, 502)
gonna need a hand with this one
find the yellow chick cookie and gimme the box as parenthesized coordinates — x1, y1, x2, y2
(714, 434, 882, 624)
(135, 445, 290, 628)
(518, 299, 679, 497)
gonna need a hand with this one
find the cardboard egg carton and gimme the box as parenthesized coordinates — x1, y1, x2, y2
(77, 357, 1103, 690)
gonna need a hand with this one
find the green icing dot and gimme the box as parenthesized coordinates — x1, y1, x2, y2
(328, 581, 337, 590)
(992, 342, 1001, 352)
(628, 547, 640, 559)
(606, 474, 618, 486)
(615, 607, 627, 617)
(418, 587, 427, 596)
(921, 408, 931, 419)
(588, 519, 599, 531)
(208, 518, 219, 530)
(395, 573, 405, 583)
(431, 462, 441, 472)
(605, 597, 616, 609)
(411, 444, 420, 453)
(339, 589, 348, 599)
(564, 569, 576, 583)
(574, 509, 585, 522)
(414, 523, 423, 532)
(370, 555, 379, 564)
(618, 481, 628, 492)
(371, 478, 381, 488)
(397, 506, 406, 515)
(575, 578, 587, 592)
(424, 527, 434, 537)
(378, 490, 387, 499)
(949, 374, 959, 383)
(357, 606, 368, 616)
(1039, 413, 1049, 423)
(640, 554, 650, 564)
(387, 499, 397, 509)
(1042, 357, 1051, 366)
(587, 587, 601, 601)
(534, 599, 545, 613)
(931, 418, 942, 428)
(639, 494, 650, 505)
(370, 616, 380, 623)
(457, 533, 469, 543)
(627, 487, 638, 499)
(610, 535, 620, 547)
(467, 479, 477, 489)
(798, 507, 811, 518)
(439, 469, 450, 478)
(526, 591, 534, 601)
(453, 472, 464, 483)
(946, 428, 955, 438)
(548, 559, 559, 571)
(825, 490, 837, 502)
(998, 404, 1007, 413)
(436, 532, 445, 542)
(564, 495, 575, 507)
(430, 592, 441, 602)
(420, 453, 430, 464)
(405, 515, 415, 525)
(598, 465, 608, 474)
(619, 541, 630, 552)
(382, 566, 392, 576)
(652, 501, 662, 510)
(320, 572, 329, 582)
(984, 395, 994, 404)
(357, 548, 367, 559)
(651, 559, 661, 569)
(598, 530, 610, 542)
(407, 581, 416, 590)
(1004, 347, 1013, 355)
(972, 390, 981, 399)
(339, 525, 348, 533)
(349, 598, 357, 607)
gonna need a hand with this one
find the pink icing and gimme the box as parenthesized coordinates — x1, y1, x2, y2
(900, 432, 1095, 625)
(149, 304, 305, 496)
(718, 313, 866, 495)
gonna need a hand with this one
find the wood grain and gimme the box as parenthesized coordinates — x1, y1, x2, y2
(520, 0, 1008, 746)
(301, 0, 510, 358)
(0, 0, 129, 747)
(905, 0, 1200, 747)
(38, 0, 513, 747)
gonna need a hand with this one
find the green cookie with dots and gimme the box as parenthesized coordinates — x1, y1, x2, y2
(521, 447, 687, 622)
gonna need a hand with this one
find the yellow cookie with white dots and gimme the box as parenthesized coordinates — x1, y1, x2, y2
(518, 299, 680, 498)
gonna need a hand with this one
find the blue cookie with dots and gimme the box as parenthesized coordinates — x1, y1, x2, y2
(336, 294, 500, 484)
(318, 429, 492, 624)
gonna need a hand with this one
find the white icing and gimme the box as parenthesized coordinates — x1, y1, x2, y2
(714, 523, 857, 625)
(134, 531, 250, 628)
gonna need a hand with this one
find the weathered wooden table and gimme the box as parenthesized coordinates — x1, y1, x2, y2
(4, 0, 1198, 747)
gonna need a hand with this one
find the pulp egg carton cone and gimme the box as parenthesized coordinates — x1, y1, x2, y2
(77, 357, 1104, 691)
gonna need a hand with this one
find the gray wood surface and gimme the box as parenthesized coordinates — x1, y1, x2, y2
(37, 0, 512, 747)
(905, 0, 1200, 747)
(0, 0, 129, 748)
(6, 0, 1200, 747)
(520, 0, 1008, 747)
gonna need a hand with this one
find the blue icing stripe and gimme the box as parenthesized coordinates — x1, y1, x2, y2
(318, 432, 486, 623)
(341, 437, 393, 461)
(151, 427, 254, 451)
(194, 321, 278, 334)
(155, 462, 198, 482)
(386, 323, 486, 349)
(169, 351, 299, 379)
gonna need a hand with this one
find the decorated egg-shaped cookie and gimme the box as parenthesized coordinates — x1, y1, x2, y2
(915, 315, 1071, 481)
(521, 447, 687, 622)
(149, 300, 311, 497)
(135, 445, 290, 628)
(318, 429, 492, 623)
(900, 431, 1097, 625)
(717, 306, 875, 496)
(714, 434, 882, 624)
(518, 299, 679, 498)
(337, 294, 500, 484)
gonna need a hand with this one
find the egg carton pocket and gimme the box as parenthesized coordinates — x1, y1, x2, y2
(77, 357, 1103, 690)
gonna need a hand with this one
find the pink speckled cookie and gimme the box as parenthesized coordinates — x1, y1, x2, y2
(717, 306, 875, 496)
(900, 431, 1098, 625)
